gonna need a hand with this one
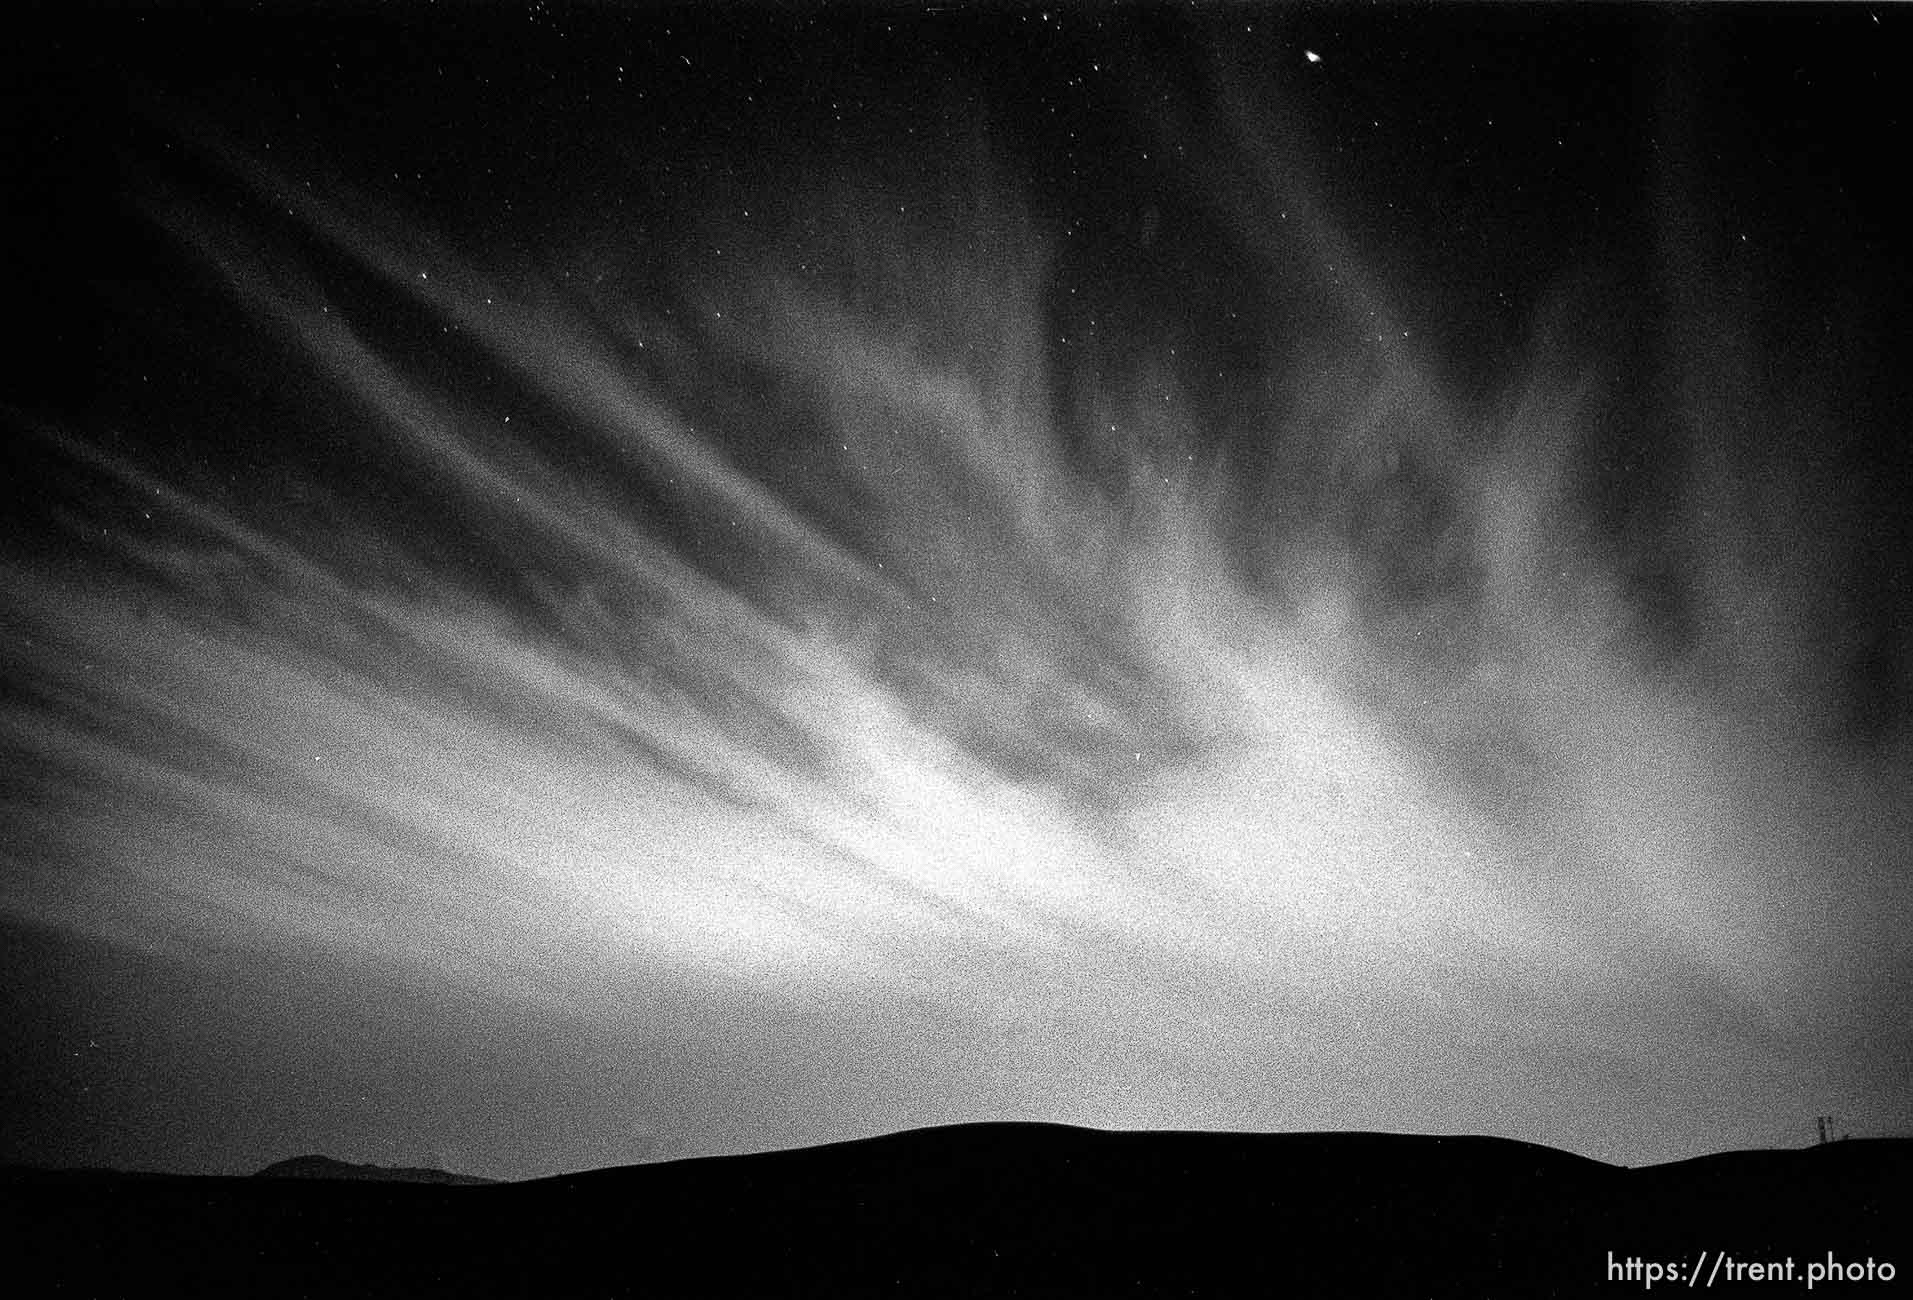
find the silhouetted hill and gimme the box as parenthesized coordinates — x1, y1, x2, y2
(0, 1163, 177, 1183)
(255, 1154, 496, 1185)
(5, 1124, 1908, 1297)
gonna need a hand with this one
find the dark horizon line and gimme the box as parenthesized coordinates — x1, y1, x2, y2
(9, 1117, 1907, 1184)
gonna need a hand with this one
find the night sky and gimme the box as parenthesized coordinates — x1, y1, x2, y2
(3, 2, 1910, 1182)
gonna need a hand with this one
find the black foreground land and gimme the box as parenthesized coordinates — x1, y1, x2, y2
(6, 1124, 1908, 1297)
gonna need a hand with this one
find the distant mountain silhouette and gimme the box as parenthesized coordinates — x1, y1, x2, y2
(255, 1154, 495, 1185)
(0, 1163, 176, 1183)
(8, 1124, 1909, 1297)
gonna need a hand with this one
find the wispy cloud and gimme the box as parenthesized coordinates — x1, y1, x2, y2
(3, 73, 1906, 1164)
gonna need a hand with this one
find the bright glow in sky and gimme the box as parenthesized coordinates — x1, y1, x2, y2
(3, 9, 1908, 1180)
